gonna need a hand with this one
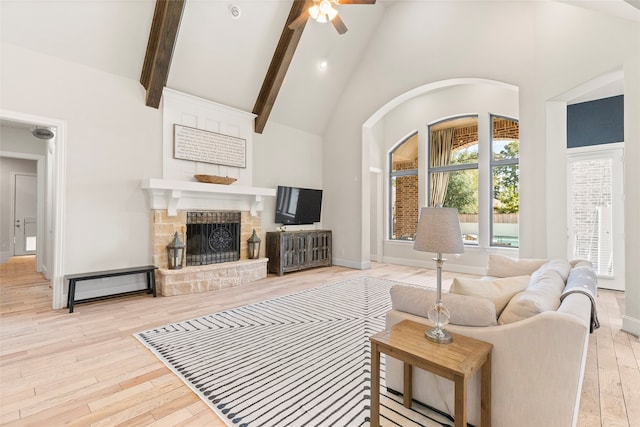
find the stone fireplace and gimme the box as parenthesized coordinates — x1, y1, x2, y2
(143, 178, 276, 296)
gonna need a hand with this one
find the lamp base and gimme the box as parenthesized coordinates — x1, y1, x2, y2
(425, 327, 453, 344)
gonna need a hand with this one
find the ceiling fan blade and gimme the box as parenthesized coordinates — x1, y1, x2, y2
(337, 0, 376, 4)
(331, 14, 348, 34)
(288, 9, 310, 30)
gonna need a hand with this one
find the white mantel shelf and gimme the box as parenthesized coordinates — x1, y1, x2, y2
(141, 178, 276, 217)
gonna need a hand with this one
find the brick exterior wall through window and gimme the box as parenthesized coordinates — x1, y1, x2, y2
(394, 159, 418, 239)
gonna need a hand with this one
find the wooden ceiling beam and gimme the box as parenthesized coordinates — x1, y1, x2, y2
(252, 0, 312, 134)
(140, 0, 185, 109)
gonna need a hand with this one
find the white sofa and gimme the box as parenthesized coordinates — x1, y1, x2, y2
(384, 256, 598, 427)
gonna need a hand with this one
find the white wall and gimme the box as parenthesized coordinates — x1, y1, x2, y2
(253, 121, 324, 232)
(322, 2, 640, 333)
(161, 88, 255, 185)
(1, 42, 162, 307)
(324, 1, 535, 269)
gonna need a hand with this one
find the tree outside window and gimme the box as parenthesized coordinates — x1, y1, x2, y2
(491, 116, 519, 247)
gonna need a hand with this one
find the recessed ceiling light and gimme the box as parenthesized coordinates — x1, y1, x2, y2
(229, 4, 241, 19)
(319, 60, 328, 70)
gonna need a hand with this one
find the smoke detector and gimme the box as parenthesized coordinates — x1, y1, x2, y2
(32, 127, 55, 140)
(229, 4, 241, 19)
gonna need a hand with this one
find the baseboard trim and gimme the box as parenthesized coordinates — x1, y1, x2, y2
(622, 315, 640, 338)
(332, 258, 371, 270)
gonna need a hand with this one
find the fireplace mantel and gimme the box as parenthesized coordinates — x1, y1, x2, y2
(141, 178, 276, 216)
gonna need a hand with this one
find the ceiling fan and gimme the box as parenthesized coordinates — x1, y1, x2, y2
(288, 0, 376, 35)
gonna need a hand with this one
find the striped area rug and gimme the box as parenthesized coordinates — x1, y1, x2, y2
(135, 276, 452, 427)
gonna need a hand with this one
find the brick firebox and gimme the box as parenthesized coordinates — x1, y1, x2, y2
(151, 209, 267, 296)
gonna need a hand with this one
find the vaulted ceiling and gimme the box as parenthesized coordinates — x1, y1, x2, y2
(1, 0, 638, 135)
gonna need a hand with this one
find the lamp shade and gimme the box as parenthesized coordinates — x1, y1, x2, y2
(413, 207, 464, 254)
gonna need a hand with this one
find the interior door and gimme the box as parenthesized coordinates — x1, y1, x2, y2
(14, 173, 37, 256)
(567, 147, 624, 291)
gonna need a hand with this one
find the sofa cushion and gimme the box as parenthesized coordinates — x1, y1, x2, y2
(530, 258, 572, 283)
(450, 275, 530, 316)
(498, 259, 572, 325)
(390, 285, 497, 327)
(486, 254, 548, 278)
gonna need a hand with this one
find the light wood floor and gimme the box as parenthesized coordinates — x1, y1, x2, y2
(1, 256, 638, 426)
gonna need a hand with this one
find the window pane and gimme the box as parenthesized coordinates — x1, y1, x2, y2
(492, 116, 519, 248)
(392, 135, 418, 172)
(430, 117, 479, 168)
(450, 142, 478, 165)
(390, 134, 418, 240)
(492, 164, 519, 247)
(433, 169, 479, 245)
(391, 175, 418, 240)
(492, 117, 519, 161)
(569, 158, 613, 276)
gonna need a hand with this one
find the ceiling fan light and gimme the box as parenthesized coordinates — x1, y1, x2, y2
(316, 13, 328, 23)
(327, 7, 338, 20)
(309, 5, 320, 20)
(319, 0, 333, 15)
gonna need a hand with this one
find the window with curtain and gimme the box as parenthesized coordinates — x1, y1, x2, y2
(428, 116, 479, 245)
(423, 115, 519, 248)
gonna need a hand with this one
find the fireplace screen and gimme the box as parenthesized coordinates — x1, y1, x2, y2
(186, 211, 241, 266)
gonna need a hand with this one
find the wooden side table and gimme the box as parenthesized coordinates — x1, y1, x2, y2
(369, 320, 493, 427)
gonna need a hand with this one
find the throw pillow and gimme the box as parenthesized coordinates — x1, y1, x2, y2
(530, 258, 572, 283)
(498, 288, 562, 325)
(497, 260, 570, 324)
(486, 254, 548, 278)
(390, 285, 497, 327)
(449, 275, 531, 316)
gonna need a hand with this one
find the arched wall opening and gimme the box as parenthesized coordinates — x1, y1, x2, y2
(362, 78, 519, 275)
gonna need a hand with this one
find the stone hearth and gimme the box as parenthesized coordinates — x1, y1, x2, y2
(156, 258, 267, 296)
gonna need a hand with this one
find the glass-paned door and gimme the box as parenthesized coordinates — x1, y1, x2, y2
(567, 148, 624, 290)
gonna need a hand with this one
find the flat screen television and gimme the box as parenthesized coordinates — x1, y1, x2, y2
(275, 185, 323, 225)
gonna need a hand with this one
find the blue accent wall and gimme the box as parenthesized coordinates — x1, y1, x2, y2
(567, 95, 624, 148)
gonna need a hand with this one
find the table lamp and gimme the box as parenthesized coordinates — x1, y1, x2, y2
(414, 206, 464, 343)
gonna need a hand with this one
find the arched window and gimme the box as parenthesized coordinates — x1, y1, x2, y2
(389, 133, 418, 240)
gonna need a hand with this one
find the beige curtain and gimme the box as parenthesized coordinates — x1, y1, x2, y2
(429, 128, 455, 207)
